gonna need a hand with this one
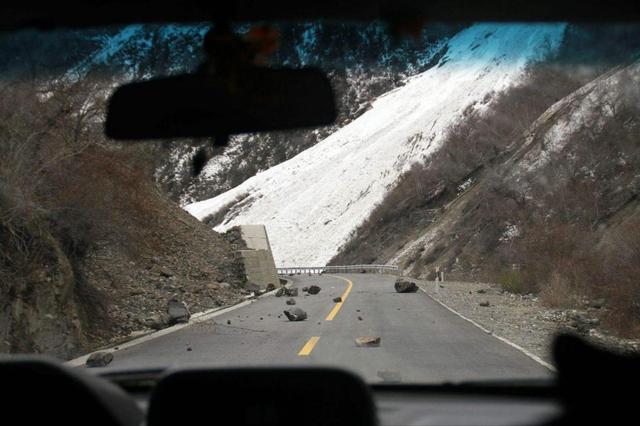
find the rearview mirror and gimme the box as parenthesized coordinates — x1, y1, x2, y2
(105, 66, 336, 140)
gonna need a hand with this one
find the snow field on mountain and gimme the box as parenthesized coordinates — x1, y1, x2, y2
(185, 24, 567, 266)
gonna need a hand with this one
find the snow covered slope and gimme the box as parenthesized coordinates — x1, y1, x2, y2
(185, 24, 566, 266)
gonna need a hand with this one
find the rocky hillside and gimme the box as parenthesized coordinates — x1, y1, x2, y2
(0, 80, 247, 359)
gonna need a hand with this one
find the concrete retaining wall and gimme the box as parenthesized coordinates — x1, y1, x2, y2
(237, 225, 280, 290)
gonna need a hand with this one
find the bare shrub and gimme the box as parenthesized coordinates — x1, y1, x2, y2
(596, 217, 640, 336)
(539, 271, 582, 308)
(498, 270, 530, 294)
(0, 76, 168, 354)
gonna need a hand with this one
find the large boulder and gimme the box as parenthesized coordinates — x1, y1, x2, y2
(167, 299, 191, 325)
(394, 279, 418, 293)
(283, 308, 307, 321)
(86, 351, 113, 368)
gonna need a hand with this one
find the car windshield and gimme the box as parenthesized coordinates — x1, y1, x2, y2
(1, 21, 639, 384)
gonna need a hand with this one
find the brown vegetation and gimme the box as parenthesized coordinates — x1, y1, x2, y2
(1, 79, 245, 358)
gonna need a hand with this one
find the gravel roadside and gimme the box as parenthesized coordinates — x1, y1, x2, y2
(417, 280, 640, 365)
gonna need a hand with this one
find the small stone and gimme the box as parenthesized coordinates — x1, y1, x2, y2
(187, 347, 192, 352)
(159, 268, 174, 278)
(302, 287, 309, 292)
(286, 288, 299, 297)
(227, 320, 231, 325)
(86, 352, 113, 368)
(144, 314, 168, 330)
(355, 336, 381, 347)
(358, 316, 363, 321)
(275, 288, 286, 297)
(377, 370, 402, 383)
(286, 298, 296, 305)
(477, 289, 487, 294)
(588, 298, 606, 309)
(479, 301, 490, 307)
(333, 297, 342, 303)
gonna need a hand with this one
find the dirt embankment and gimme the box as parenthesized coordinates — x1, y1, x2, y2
(0, 80, 248, 359)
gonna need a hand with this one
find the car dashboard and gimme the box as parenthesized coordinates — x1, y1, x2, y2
(102, 368, 562, 426)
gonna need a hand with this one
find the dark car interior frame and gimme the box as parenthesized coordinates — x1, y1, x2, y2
(2, 1, 640, 425)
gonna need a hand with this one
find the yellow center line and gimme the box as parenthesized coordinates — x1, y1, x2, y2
(296, 276, 353, 356)
(298, 336, 320, 356)
(324, 275, 353, 321)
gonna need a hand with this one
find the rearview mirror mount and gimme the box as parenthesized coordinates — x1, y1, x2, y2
(105, 66, 336, 140)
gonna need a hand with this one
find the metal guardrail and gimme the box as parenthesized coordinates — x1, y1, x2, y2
(276, 264, 401, 276)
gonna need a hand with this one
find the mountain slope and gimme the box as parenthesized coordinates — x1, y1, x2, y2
(185, 24, 567, 266)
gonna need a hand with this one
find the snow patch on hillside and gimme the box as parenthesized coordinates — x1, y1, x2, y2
(513, 62, 640, 181)
(185, 24, 567, 266)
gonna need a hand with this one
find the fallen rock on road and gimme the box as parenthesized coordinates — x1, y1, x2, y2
(355, 336, 381, 347)
(86, 351, 113, 368)
(306, 285, 321, 295)
(283, 308, 307, 321)
(276, 287, 298, 297)
(286, 298, 296, 305)
(167, 299, 191, 325)
(333, 297, 342, 303)
(394, 279, 418, 293)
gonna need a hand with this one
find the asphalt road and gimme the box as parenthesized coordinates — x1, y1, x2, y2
(101, 274, 551, 383)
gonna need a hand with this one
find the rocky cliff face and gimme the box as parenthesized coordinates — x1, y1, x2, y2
(0, 228, 87, 357)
